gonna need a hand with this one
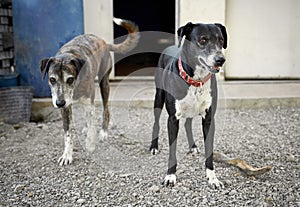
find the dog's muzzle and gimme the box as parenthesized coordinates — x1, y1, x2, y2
(199, 55, 226, 74)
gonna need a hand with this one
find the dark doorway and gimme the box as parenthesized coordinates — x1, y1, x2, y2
(113, 0, 175, 77)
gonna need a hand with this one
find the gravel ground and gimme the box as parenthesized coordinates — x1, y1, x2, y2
(0, 105, 299, 207)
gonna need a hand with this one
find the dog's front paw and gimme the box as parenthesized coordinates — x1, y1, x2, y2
(81, 127, 88, 134)
(175, 112, 182, 120)
(58, 152, 73, 166)
(188, 146, 200, 155)
(150, 148, 159, 155)
(162, 174, 176, 187)
(85, 139, 96, 153)
(86, 128, 97, 153)
(100, 129, 108, 141)
(206, 169, 224, 189)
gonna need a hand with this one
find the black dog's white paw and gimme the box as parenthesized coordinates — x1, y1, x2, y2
(162, 174, 176, 187)
(206, 169, 224, 189)
(150, 148, 159, 155)
(188, 146, 200, 155)
(100, 129, 108, 141)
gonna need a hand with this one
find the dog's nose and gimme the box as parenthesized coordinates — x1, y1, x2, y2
(214, 56, 226, 66)
(56, 100, 66, 108)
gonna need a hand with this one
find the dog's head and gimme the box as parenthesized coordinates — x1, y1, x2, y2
(40, 57, 85, 108)
(177, 22, 227, 73)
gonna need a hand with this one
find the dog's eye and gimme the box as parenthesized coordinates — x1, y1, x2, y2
(219, 38, 224, 46)
(49, 77, 56, 85)
(66, 77, 75, 85)
(199, 38, 207, 45)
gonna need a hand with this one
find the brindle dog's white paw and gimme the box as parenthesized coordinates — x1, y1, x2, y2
(206, 169, 224, 189)
(58, 152, 73, 166)
(100, 129, 108, 141)
(150, 148, 159, 155)
(162, 174, 176, 187)
(85, 139, 96, 153)
(86, 128, 97, 153)
(81, 127, 88, 134)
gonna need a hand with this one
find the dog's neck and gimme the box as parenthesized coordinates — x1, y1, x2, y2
(179, 52, 194, 77)
(179, 51, 210, 81)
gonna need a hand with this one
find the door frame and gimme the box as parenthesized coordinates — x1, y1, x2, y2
(83, 0, 179, 80)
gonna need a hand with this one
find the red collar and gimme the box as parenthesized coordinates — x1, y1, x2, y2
(178, 57, 212, 87)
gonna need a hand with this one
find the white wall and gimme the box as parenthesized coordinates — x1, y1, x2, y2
(179, 0, 226, 25)
(225, 0, 300, 79)
(83, 0, 113, 43)
(83, 0, 114, 76)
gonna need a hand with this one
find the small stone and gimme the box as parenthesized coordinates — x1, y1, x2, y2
(229, 190, 237, 196)
(13, 124, 21, 130)
(14, 184, 25, 192)
(77, 198, 86, 204)
(287, 195, 295, 202)
(265, 196, 273, 202)
(119, 173, 133, 178)
(149, 185, 160, 193)
(233, 173, 241, 177)
(286, 155, 296, 162)
(36, 124, 44, 129)
(28, 192, 33, 197)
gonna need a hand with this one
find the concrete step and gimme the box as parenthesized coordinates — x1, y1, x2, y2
(31, 80, 300, 122)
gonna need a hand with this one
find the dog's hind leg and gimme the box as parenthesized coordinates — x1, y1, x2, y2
(184, 118, 200, 154)
(150, 88, 165, 155)
(99, 72, 110, 140)
(98, 52, 112, 140)
(85, 103, 97, 153)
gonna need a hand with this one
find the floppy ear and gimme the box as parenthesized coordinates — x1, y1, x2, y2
(177, 22, 194, 47)
(214, 23, 227, 49)
(70, 58, 85, 74)
(40, 58, 54, 80)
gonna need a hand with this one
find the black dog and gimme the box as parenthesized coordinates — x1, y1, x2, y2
(150, 22, 227, 187)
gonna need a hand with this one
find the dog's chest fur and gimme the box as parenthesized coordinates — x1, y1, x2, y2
(175, 78, 212, 120)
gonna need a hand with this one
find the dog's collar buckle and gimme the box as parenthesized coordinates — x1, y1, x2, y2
(178, 57, 212, 87)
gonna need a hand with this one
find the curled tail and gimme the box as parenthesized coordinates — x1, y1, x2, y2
(108, 18, 140, 54)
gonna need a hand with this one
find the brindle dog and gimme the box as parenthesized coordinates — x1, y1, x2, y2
(40, 18, 139, 166)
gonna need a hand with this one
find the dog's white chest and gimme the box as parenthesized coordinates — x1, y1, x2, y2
(175, 82, 212, 119)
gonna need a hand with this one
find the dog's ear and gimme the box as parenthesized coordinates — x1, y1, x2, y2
(214, 23, 227, 49)
(177, 22, 194, 47)
(40, 58, 54, 80)
(70, 58, 85, 73)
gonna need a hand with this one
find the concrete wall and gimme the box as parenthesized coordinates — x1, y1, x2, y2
(83, 0, 114, 76)
(83, 0, 113, 44)
(225, 0, 300, 79)
(179, 0, 225, 25)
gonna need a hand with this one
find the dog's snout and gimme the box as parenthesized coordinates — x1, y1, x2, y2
(56, 100, 66, 108)
(214, 56, 226, 66)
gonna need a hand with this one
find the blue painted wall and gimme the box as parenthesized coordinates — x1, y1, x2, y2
(12, 0, 84, 97)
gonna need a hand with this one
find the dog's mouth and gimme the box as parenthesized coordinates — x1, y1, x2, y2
(198, 57, 223, 74)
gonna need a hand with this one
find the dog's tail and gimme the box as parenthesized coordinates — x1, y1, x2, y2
(108, 18, 140, 54)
